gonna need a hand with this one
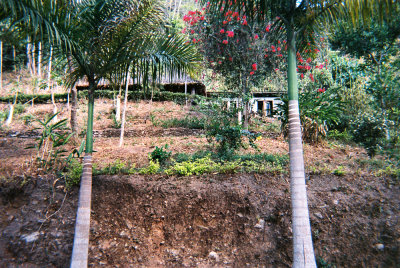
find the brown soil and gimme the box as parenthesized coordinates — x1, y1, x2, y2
(0, 98, 399, 267)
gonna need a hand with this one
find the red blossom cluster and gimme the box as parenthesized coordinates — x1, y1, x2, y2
(183, 10, 204, 26)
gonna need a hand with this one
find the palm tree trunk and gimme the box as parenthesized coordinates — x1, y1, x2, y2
(13, 46, 16, 71)
(71, 85, 78, 136)
(31, 43, 36, 76)
(47, 45, 52, 90)
(37, 41, 42, 77)
(27, 39, 33, 76)
(85, 78, 96, 153)
(287, 27, 316, 268)
(6, 91, 18, 126)
(119, 70, 130, 147)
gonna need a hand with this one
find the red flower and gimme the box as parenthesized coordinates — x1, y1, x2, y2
(277, 47, 281, 52)
(265, 25, 270, 32)
(242, 20, 248, 26)
(220, 29, 225, 34)
(191, 30, 195, 34)
(310, 73, 314, 81)
(277, 54, 283, 57)
(218, 61, 222, 64)
(275, 68, 279, 72)
(301, 73, 304, 79)
(233, 12, 239, 17)
(200, 16, 205, 20)
(181, 28, 186, 34)
(229, 57, 233, 61)
(250, 71, 254, 75)
(254, 34, 259, 40)
(318, 88, 325, 93)
(223, 20, 228, 24)
(227, 31, 234, 37)
(252, 63, 257, 70)
(192, 38, 197, 43)
(264, 54, 268, 58)
(271, 45, 276, 50)
(223, 40, 228, 44)
(306, 57, 312, 63)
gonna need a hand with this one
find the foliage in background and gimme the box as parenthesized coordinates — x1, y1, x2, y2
(351, 112, 392, 157)
(197, 99, 260, 159)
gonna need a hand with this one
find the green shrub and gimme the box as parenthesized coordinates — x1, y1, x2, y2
(64, 158, 82, 188)
(165, 156, 219, 176)
(14, 103, 26, 114)
(139, 160, 160, 175)
(93, 160, 133, 175)
(351, 112, 390, 157)
(328, 129, 352, 143)
(278, 88, 343, 144)
(150, 145, 172, 165)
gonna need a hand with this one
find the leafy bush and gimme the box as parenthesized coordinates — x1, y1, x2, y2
(351, 112, 390, 157)
(278, 86, 343, 144)
(166, 152, 288, 176)
(92, 160, 136, 175)
(150, 145, 172, 165)
(139, 160, 160, 175)
(64, 158, 82, 188)
(14, 103, 26, 114)
(199, 99, 260, 159)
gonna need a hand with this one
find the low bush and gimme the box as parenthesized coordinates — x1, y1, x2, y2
(64, 158, 82, 188)
(350, 112, 390, 157)
(138, 160, 160, 175)
(150, 145, 172, 165)
(93, 160, 134, 175)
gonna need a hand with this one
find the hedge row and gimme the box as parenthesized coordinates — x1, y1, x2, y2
(0, 90, 210, 105)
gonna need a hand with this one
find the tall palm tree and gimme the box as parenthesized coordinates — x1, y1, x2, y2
(203, 0, 398, 267)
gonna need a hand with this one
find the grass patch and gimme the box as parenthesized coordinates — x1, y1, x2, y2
(152, 116, 206, 129)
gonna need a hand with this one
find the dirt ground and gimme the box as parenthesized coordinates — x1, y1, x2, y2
(0, 99, 399, 267)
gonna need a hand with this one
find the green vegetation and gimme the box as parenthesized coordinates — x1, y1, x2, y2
(150, 145, 172, 165)
(152, 116, 206, 129)
(26, 113, 74, 171)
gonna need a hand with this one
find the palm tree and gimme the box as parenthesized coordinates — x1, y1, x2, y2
(203, 0, 398, 267)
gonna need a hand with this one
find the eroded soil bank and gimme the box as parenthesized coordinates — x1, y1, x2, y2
(89, 173, 399, 267)
(0, 172, 398, 267)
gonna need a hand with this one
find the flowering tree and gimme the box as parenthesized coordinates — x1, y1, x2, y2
(182, 6, 288, 128)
